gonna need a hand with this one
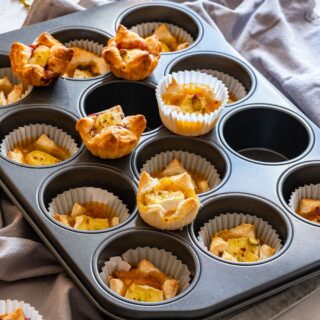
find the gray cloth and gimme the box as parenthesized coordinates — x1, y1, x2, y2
(0, 1, 319, 319)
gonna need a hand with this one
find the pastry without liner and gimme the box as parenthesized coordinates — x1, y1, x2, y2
(63, 47, 109, 79)
(209, 223, 276, 262)
(108, 258, 179, 302)
(0, 76, 24, 106)
(137, 171, 200, 230)
(297, 198, 320, 223)
(102, 25, 161, 80)
(76, 105, 146, 159)
(9, 32, 74, 86)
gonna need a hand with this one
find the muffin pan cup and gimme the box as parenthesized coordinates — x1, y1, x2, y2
(0, 1, 320, 319)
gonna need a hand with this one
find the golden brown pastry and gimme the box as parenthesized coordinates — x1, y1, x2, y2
(209, 223, 276, 262)
(0, 76, 25, 106)
(152, 158, 210, 194)
(162, 78, 222, 115)
(53, 202, 119, 230)
(102, 25, 161, 80)
(0, 307, 26, 320)
(152, 24, 189, 52)
(137, 171, 200, 230)
(7, 133, 70, 166)
(76, 105, 146, 159)
(9, 32, 74, 86)
(297, 198, 320, 223)
(63, 47, 109, 79)
(109, 259, 179, 302)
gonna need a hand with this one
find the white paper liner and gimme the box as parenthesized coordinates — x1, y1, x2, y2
(0, 300, 43, 320)
(130, 22, 193, 51)
(100, 246, 191, 299)
(140, 150, 221, 192)
(48, 187, 130, 228)
(156, 70, 229, 136)
(0, 123, 79, 164)
(199, 69, 247, 103)
(0, 67, 33, 106)
(289, 183, 320, 223)
(198, 213, 282, 262)
(62, 39, 109, 79)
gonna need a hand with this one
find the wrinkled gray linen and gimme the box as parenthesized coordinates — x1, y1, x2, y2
(1, 1, 320, 319)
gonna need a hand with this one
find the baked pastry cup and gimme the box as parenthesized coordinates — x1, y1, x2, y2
(137, 171, 200, 230)
(0, 300, 43, 320)
(9, 32, 74, 86)
(76, 105, 146, 159)
(156, 70, 228, 136)
(102, 24, 161, 80)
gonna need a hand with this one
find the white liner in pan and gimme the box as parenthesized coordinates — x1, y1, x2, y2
(289, 183, 320, 223)
(48, 187, 130, 226)
(63, 39, 109, 79)
(0, 67, 33, 106)
(199, 69, 247, 103)
(0, 300, 43, 320)
(140, 150, 221, 192)
(130, 22, 193, 51)
(198, 213, 282, 262)
(0, 123, 78, 165)
(100, 246, 191, 299)
(156, 70, 229, 136)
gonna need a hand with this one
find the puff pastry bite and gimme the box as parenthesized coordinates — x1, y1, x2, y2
(0, 76, 24, 106)
(162, 78, 222, 115)
(63, 47, 109, 79)
(102, 25, 161, 80)
(0, 307, 26, 320)
(137, 171, 200, 230)
(153, 158, 210, 194)
(53, 201, 120, 231)
(209, 223, 276, 262)
(152, 24, 190, 52)
(7, 133, 70, 166)
(76, 105, 146, 159)
(109, 259, 179, 302)
(297, 198, 320, 223)
(9, 32, 74, 86)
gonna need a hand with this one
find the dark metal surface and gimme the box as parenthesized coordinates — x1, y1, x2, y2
(0, 1, 319, 319)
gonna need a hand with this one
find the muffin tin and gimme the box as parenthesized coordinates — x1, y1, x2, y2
(0, 1, 319, 319)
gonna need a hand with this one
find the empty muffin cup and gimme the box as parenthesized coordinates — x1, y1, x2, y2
(0, 67, 33, 107)
(199, 69, 246, 104)
(198, 212, 282, 263)
(48, 186, 130, 231)
(140, 150, 221, 194)
(156, 70, 229, 136)
(0, 123, 78, 166)
(130, 22, 193, 52)
(100, 246, 191, 302)
(0, 300, 43, 320)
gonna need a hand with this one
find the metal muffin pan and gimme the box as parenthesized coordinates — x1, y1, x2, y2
(0, 1, 319, 319)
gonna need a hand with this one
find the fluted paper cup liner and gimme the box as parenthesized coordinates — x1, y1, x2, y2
(0, 300, 43, 320)
(0, 123, 78, 164)
(289, 183, 320, 220)
(100, 246, 191, 297)
(63, 39, 109, 79)
(48, 187, 130, 226)
(0, 67, 33, 106)
(199, 69, 247, 103)
(130, 22, 193, 51)
(140, 150, 221, 192)
(198, 213, 282, 261)
(156, 70, 229, 136)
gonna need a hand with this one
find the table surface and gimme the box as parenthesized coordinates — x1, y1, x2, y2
(1, 1, 320, 319)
